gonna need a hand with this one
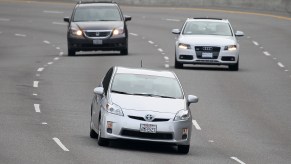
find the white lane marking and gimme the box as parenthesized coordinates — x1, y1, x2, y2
(54, 57, 59, 61)
(230, 157, 246, 164)
(34, 104, 41, 113)
(161, 52, 166, 55)
(192, 120, 201, 130)
(52, 22, 67, 26)
(47, 62, 53, 65)
(33, 81, 39, 88)
(148, 41, 154, 44)
(59, 52, 64, 56)
(285, 70, 289, 72)
(15, 33, 26, 37)
(165, 64, 170, 68)
(56, 47, 60, 50)
(43, 40, 50, 44)
(43, 10, 64, 14)
(252, 41, 259, 46)
(129, 33, 138, 36)
(53, 138, 69, 151)
(165, 18, 180, 22)
(277, 62, 285, 68)
(37, 67, 44, 72)
(263, 51, 271, 56)
(164, 56, 169, 60)
(158, 48, 163, 52)
(33, 93, 38, 96)
(0, 18, 10, 21)
(42, 122, 48, 125)
(208, 140, 214, 143)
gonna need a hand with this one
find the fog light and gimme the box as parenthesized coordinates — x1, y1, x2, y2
(107, 121, 113, 133)
(182, 128, 188, 139)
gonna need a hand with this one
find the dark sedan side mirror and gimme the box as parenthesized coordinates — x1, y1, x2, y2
(187, 95, 199, 106)
(63, 17, 70, 23)
(124, 15, 131, 21)
(94, 87, 104, 95)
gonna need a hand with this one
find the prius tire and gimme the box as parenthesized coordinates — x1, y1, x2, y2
(97, 121, 109, 146)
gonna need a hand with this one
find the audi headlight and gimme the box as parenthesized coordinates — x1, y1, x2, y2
(174, 109, 190, 121)
(224, 45, 237, 51)
(106, 103, 124, 116)
(178, 43, 191, 49)
(112, 27, 124, 36)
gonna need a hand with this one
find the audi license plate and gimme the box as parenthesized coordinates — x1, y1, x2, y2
(140, 124, 157, 133)
(202, 52, 213, 58)
(93, 40, 102, 45)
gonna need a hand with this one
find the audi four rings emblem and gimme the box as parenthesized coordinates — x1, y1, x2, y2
(203, 47, 213, 51)
(144, 114, 155, 122)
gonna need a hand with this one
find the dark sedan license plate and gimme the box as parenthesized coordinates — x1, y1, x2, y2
(140, 124, 157, 133)
(93, 40, 102, 45)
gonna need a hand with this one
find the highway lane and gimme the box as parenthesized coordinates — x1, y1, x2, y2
(0, 1, 291, 164)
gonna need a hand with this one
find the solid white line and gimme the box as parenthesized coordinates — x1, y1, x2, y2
(158, 48, 163, 52)
(0, 18, 10, 21)
(43, 40, 50, 44)
(263, 51, 271, 56)
(277, 62, 285, 68)
(148, 41, 154, 44)
(252, 41, 259, 46)
(34, 104, 41, 113)
(52, 22, 66, 25)
(53, 138, 69, 151)
(43, 10, 64, 14)
(129, 33, 138, 36)
(15, 33, 26, 37)
(37, 67, 44, 72)
(33, 81, 39, 88)
(165, 18, 180, 22)
(230, 157, 246, 164)
(48, 62, 53, 65)
(192, 120, 201, 130)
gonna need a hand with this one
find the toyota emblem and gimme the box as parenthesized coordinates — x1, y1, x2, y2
(144, 114, 155, 122)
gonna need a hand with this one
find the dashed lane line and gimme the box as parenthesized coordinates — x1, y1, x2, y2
(192, 120, 201, 130)
(53, 138, 69, 152)
(252, 41, 259, 46)
(52, 22, 66, 25)
(34, 104, 41, 113)
(158, 48, 163, 52)
(148, 41, 154, 44)
(37, 67, 44, 72)
(42, 122, 48, 125)
(165, 18, 180, 22)
(54, 57, 59, 61)
(165, 64, 169, 68)
(129, 33, 138, 36)
(277, 62, 285, 68)
(14, 33, 26, 37)
(47, 62, 53, 65)
(263, 51, 271, 56)
(43, 40, 50, 44)
(43, 10, 64, 14)
(59, 52, 64, 56)
(230, 157, 246, 164)
(33, 81, 39, 88)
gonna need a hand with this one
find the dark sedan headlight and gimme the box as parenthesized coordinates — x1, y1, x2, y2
(69, 24, 83, 37)
(224, 45, 237, 51)
(112, 27, 124, 36)
(178, 43, 191, 49)
(106, 103, 124, 116)
(174, 109, 190, 121)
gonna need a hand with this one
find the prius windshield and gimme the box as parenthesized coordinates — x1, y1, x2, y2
(111, 73, 183, 99)
(183, 21, 232, 36)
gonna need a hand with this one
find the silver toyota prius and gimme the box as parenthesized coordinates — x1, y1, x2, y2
(90, 66, 198, 154)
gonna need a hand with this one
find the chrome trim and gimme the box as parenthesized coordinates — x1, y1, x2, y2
(83, 30, 112, 39)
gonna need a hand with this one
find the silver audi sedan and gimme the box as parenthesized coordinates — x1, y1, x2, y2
(90, 66, 198, 154)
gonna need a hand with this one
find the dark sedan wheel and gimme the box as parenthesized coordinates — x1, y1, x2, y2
(68, 48, 75, 56)
(120, 48, 128, 55)
(177, 145, 190, 154)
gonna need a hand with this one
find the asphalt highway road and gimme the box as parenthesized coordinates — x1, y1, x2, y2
(0, 0, 291, 164)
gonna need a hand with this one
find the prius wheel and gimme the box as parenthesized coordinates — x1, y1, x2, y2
(177, 145, 190, 154)
(90, 119, 98, 139)
(97, 121, 109, 146)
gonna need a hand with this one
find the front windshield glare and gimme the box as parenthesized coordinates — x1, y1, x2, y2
(182, 21, 232, 36)
(111, 74, 183, 99)
(73, 6, 121, 22)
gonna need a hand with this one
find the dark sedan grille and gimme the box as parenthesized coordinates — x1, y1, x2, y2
(195, 46, 220, 59)
(121, 129, 173, 140)
(128, 116, 170, 122)
(84, 30, 111, 38)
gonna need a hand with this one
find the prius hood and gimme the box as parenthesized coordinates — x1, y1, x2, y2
(110, 93, 186, 114)
(73, 21, 124, 30)
(179, 35, 236, 46)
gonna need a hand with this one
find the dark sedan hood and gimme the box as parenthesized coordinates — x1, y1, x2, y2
(73, 21, 124, 30)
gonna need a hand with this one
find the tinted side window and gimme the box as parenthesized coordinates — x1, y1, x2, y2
(102, 67, 113, 95)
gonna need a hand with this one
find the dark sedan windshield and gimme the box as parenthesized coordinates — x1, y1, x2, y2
(73, 5, 122, 22)
(111, 73, 183, 99)
(183, 21, 232, 36)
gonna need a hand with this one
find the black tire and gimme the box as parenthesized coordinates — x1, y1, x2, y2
(177, 145, 190, 154)
(97, 121, 109, 146)
(68, 48, 75, 56)
(90, 128, 98, 139)
(120, 48, 128, 55)
(228, 59, 239, 71)
(175, 57, 183, 69)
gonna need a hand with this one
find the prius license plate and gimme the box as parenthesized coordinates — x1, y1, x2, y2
(202, 52, 213, 58)
(93, 40, 102, 45)
(140, 124, 157, 133)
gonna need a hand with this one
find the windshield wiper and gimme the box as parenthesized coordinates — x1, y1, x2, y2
(111, 90, 132, 95)
(132, 93, 176, 99)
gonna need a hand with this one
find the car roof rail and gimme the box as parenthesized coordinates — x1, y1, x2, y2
(77, 0, 116, 4)
(192, 17, 224, 20)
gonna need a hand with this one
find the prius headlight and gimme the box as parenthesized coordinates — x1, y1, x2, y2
(178, 43, 191, 49)
(174, 109, 190, 121)
(106, 103, 124, 116)
(224, 45, 237, 51)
